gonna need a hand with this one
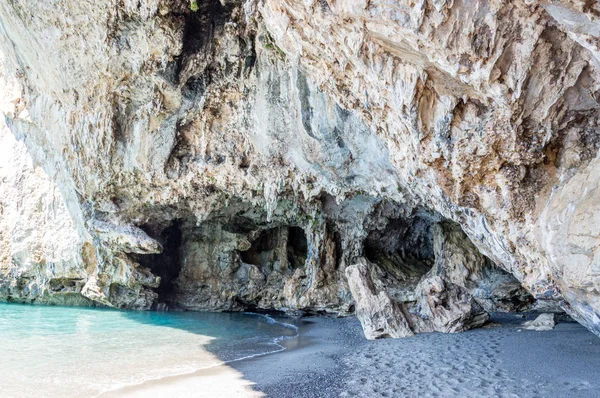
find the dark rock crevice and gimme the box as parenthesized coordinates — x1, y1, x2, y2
(131, 220, 184, 303)
(287, 226, 308, 270)
(166, 0, 237, 85)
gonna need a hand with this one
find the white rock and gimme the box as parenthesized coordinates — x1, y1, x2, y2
(523, 313, 556, 331)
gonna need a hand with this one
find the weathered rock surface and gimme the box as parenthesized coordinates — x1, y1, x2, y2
(346, 259, 415, 339)
(0, 0, 599, 338)
(523, 312, 556, 331)
(347, 221, 528, 339)
(0, 123, 92, 305)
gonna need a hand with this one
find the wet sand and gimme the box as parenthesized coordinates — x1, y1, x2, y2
(116, 313, 600, 397)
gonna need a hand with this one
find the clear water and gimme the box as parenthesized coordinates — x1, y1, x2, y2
(0, 303, 298, 397)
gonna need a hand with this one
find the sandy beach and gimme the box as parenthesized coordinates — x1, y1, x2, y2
(106, 313, 600, 398)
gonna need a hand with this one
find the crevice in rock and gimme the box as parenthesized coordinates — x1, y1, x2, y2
(49, 278, 85, 294)
(332, 227, 343, 269)
(131, 220, 184, 301)
(287, 226, 308, 269)
(180, 0, 234, 68)
(296, 72, 315, 138)
(160, 0, 240, 90)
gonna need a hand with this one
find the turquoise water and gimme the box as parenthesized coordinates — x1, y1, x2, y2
(0, 303, 297, 397)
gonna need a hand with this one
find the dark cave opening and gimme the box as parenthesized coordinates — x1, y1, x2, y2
(133, 220, 184, 299)
(363, 216, 434, 281)
(287, 226, 308, 269)
(180, 0, 233, 57)
(363, 211, 536, 313)
(159, 0, 235, 86)
(240, 228, 279, 266)
(239, 226, 308, 270)
(222, 214, 261, 235)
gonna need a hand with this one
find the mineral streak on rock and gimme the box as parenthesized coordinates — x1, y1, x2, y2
(0, 0, 599, 338)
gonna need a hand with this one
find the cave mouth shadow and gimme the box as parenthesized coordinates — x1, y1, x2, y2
(133, 218, 312, 311)
(131, 220, 184, 302)
(362, 211, 535, 314)
(363, 215, 434, 283)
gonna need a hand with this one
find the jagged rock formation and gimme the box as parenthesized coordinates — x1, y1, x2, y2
(347, 221, 528, 339)
(0, 0, 599, 338)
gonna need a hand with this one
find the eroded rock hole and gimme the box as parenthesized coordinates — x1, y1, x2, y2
(240, 228, 279, 266)
(240, 226, 308, 270)
(287, 226, 308, 269)
(49, 278, 84, 293)
(364, 216, 433, 281)
(133, 221, 183, 299)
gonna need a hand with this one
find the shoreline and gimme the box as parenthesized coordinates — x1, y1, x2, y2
(103, 313, 600, 398)
(101, 316, 365, 398)
(229, 316, 367, 398)
(98, 312, 305, 398)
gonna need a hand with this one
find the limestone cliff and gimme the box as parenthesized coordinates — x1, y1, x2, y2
(0, 0, 599, 338)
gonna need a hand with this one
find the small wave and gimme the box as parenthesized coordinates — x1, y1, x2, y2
(244, 311, 300, 333)
(243, 312, 300, 354)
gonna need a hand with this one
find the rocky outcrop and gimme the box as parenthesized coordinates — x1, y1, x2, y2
(347, 221, 528, 339)
(346, 259, 415, 339)
(0, 0, 599, 338)
(0, 121, 93, 306)
(523, 312, 556, 331)
(258, 0, 600, 335)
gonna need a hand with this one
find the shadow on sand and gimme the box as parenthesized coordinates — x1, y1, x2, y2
(115, 309, 327, 396)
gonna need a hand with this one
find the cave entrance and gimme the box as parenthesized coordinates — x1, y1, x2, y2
(363, 211, 535, 313)
(133, 220, 183, 300)
(363, 216, 433, 283)
(239, 226, 308, 270)
(240, 228, 279, 266)
(287, 226, 308, 269)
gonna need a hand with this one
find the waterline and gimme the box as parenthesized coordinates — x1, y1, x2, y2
(0, 304, 298, 397)
(97, 312, 300, 396)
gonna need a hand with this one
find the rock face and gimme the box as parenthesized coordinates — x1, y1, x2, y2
(346, 222, 527, 339)
(0, 1, 599, 338)
(0, 123, 92, 306)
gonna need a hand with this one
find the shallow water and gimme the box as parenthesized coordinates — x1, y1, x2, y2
(0, 303, 297, 397)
